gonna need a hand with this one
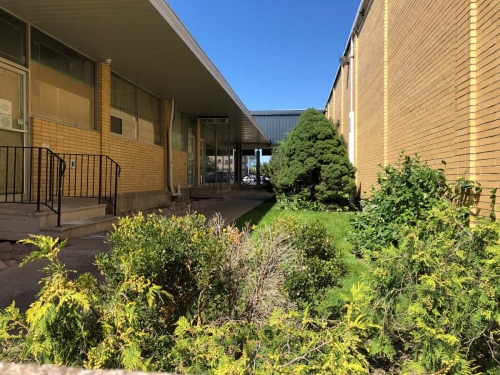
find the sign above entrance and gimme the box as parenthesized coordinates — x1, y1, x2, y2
(199, 117, 229, 125)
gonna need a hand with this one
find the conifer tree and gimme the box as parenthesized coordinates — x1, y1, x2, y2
(274, 109, 356, 204)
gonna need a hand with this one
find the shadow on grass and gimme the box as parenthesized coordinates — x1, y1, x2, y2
(234, 201, 276, 229)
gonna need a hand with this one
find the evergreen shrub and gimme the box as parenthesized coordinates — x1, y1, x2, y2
(270, 109, 356, 208)
(0, 212, 349, 373)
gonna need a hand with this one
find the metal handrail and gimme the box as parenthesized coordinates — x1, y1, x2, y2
(0, 146, 66, 226)
(57, 153, 121, 215)
(1, 147, 121, 226)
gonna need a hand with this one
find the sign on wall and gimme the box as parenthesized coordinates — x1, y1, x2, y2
(199, 117, 229, 125)
(0, 98, 12, 129)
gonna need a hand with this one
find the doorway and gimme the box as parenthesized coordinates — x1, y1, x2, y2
(0, 62, 27, 196)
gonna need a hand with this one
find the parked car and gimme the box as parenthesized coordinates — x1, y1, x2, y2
(242, 175, 270, 185)
(206, 171, 229, 183)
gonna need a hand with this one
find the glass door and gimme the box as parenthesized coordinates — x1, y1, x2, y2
(0, 63, 27, 195)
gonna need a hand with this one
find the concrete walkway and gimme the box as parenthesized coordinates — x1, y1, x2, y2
(0, 191, 274, 311)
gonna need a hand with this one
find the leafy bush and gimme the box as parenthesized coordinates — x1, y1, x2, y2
(168, 284, 376, 375)
(275, 193, 327, 212)
(350, 154, 481, 255)
(0, 236, 169, 370)
(367, 205, 500, 374)
(283, 219, 346, 309)
(271, 109, 356, 205)
(0, 212, 349, 373)
(98, 213, 232, 328)
(348, 154, 500, 373)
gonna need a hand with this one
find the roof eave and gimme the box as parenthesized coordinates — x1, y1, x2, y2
(149, 0, 270, 144)
(324, 0, 372, 111)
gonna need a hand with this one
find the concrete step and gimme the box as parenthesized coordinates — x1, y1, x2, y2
(37, 204, 108, 229)
(41, 215, 118, 240)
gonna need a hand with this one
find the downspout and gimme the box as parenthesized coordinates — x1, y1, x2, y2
(168, 99, 182, 197)
(348, 35, 355, 165)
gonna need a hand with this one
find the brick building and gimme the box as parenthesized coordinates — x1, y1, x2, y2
(0, 0, 270, 239)
(324, 0, 500, 214)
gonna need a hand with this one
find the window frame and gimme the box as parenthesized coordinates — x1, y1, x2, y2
(0, 7, 27, 68)
(110, 71, 162, 146)
(30, 25, 97, 130)
(172, 108, 195, 152)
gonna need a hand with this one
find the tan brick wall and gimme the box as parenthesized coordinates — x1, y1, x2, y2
(30, 61, 168, 197)
(334, 77, 343, 132)
(97, 62, 111, 156)
(32, 118, 100, 154)
(386, 0, 468, 181)
(325, 90, 335, 123)
(342, 63, 351, 142)
(100, 62, 166, 195)
(31, 118, 102, 198)
(328, 0, 499, 214)
(172, 150, 188, 188)
(355, 0, 386, 193)
(108, 135, 165, 194)
(475, 0, 500, 212)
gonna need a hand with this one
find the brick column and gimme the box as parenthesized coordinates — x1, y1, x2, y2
(96, 62, 111, 156)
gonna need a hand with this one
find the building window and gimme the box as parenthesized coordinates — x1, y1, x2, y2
(111, 73, 136, 138)
(110, 116, 122, 135)
(110, 73, 161, 145)
(0, 9, 26, 66)
(138, 89, 161, 145)
(172, 109, 195, 152)
(30, 27, 95, 129)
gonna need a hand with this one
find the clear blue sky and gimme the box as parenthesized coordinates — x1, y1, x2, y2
(168, 0, 360, 111)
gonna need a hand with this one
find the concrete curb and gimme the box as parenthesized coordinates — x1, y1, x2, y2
(0, 363, 176, 375)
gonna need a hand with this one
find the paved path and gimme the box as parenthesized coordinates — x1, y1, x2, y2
(0, 191, 274, 311)
(195, 192, 274, 223)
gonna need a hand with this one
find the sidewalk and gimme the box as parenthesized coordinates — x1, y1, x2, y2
(0, 191, 274, 311)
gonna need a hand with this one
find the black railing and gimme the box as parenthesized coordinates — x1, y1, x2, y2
(57, 154, 121, 215)
(0, 146, 66, 226)
(0, 147, 122, 225)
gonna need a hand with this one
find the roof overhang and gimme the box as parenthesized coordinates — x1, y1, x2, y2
(0, 0, 270, 145)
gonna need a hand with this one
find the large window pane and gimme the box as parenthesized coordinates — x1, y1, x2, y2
(111, 73, 137, 138)
(0, 9, 26, 66)
(172, 109, 188, 151)
(111, 73, 136, 117)
(138, 89, 161, 145)
(30, 28, 95, 129)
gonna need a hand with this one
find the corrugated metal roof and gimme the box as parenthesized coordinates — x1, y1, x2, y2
(250, 110, 306, 116)
(250, 109, 324, 145)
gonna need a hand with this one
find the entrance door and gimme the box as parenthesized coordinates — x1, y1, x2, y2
(0, 63, 27, 195)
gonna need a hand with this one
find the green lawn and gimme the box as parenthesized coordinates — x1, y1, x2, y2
(235, 202, 368, 281)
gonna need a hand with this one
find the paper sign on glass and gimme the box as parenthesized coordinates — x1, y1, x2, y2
(0, 99, 13, 129)
(0, 99, 12, 116)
